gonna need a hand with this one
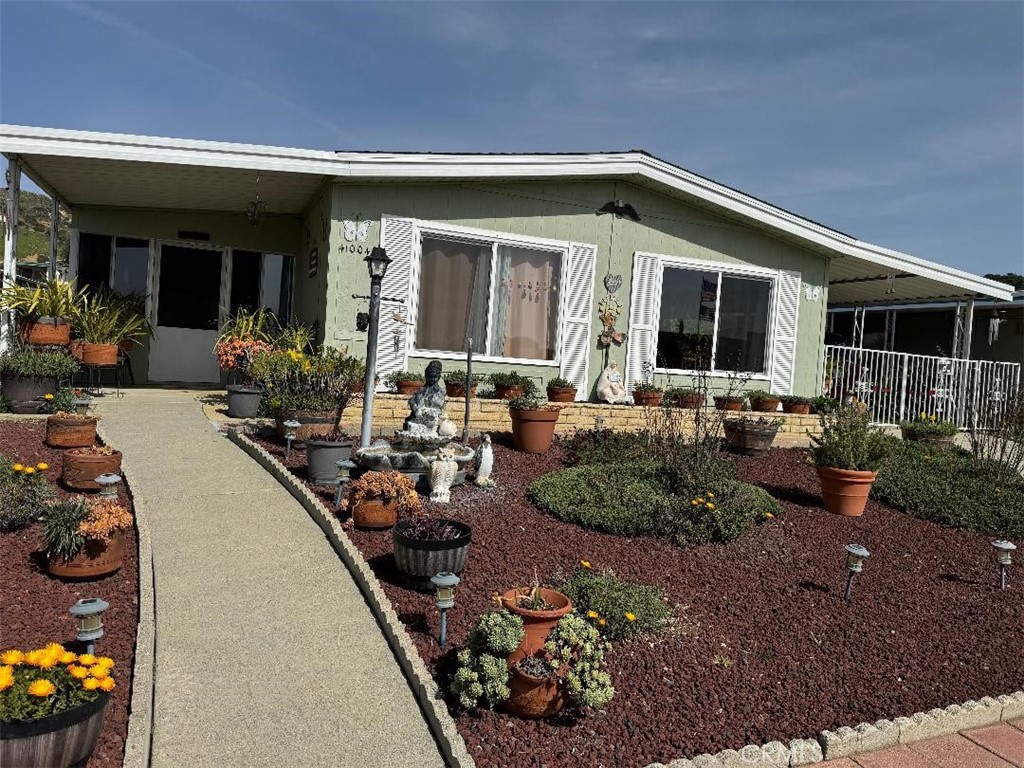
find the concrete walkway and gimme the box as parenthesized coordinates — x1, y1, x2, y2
(98, 390, 444, 768)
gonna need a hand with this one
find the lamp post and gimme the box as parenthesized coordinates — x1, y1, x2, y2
(431, 572, 460, 648)
(843, 543, 870, 603)
(282, 420, 300, 460)
(95, 473, 121, 499)
(359, 247, 391, 448)
(993, 540, 1016, 590)
(70, 597, 109, 655)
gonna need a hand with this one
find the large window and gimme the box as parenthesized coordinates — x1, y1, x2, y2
(415, 235, 562, 361)
(658, 266, 772, 374)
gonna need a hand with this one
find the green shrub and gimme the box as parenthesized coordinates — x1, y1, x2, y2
(450, 610, 524, 710)
(0, 347, 79, 379)
(900, 413, 958, 439)
(558, 428, 654, 466)
(810, 404, 894, 471)
(873, 442, 1024, 538)
(546, 377, 575, 390)
(0, 456, 57, 530)
(657, 480, 780, 547)
(560, 565, 670, 641)
(809, 396, 839, 414)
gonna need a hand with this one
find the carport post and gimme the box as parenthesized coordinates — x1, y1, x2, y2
(48, 196, 59, 279)
(1, 156, 21, 353)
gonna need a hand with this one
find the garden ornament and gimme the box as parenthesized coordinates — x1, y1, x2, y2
(431, 572, 460, 648)
(596, 361, 630, 404)
(438, 416, 457, 439)
(992, 540, 1016, 590)
(404, 360, 446, 436)
(474, 434, 495, 488)
(429, 446, 458, 503)
(70, 597, 109, 655)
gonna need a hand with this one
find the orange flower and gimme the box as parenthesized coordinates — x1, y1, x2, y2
(82, 677, 101, 691)
(59, 651, 77, 664)
(28, 679, 56, 697)
(25, 649, 43, 666)
(69, 665, 89, 679)
(598, 618, 606, 626)
(89, 665, 109, 680)
(99, 677, 115, 692)
(35, 653, 58, 669)
(77, 653, 97, 667)
(23, 467, 36, 475)
(706, 503, 715, 510)
(0, 669, 12, 691)
(96, 656, 115, 669)
(1, 650, 24, 665)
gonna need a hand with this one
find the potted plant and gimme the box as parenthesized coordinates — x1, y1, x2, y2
(305, 430, 355, 484)
(747, 389, 780, 412)
(42, 391, 97, 449)
(508, 393, 560, 453)
(392, 514, 473, 590)
(664, 386, 704, 409)
(0, 643, 115, 767)
(545, 377, 577, 403)
(72, 293, 150, 366)
(1, 456, 56, 531)
(61, 445, 122, 491)
(722, 415, 781, 457)
(809, 396, 838, 415)
(384, 371, 425, 396)
(713, 394, 745, 411)
(810, 404, 892, 516)
(444, 370, 484, 398)
(215, 308, 278, 418)
(43, 496, 132, 579)
(340, 470, 421, 529)
(450, 610, 525, 712)
(781, 395, 812, 415)
(631, 381, 663, 407)
(489, 371, 534, 400)
(499, 578, 573, 662)
(0, 347, 79, 414)
(900, 412, 957, 446)
(0, 278, 85, 347)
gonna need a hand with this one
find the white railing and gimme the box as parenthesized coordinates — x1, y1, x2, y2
(823, 345, 1021, 428)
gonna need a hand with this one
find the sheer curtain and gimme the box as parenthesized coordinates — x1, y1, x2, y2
(490, 246, 560, 360)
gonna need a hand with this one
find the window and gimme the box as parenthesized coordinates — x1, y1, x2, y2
(111, 237, 149, 296)
(415, 235, 562, 361)
(657, 266, 772, 373)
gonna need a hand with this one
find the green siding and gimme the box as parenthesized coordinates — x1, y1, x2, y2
(325, 180, 828, 397)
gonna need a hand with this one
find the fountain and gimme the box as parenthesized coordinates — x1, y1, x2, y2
(354, 360, 476, 489)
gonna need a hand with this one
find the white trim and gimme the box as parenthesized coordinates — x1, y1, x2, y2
(409, 351, 560, 368)
(412, 218, 572, 252)
(639, 251, 779, 280)
(2, 123, 1013, 301)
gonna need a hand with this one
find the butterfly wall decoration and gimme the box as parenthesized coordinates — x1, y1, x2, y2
(343, 217, 372, 243)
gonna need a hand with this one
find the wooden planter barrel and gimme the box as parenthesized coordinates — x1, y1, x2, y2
(722, 421, 779, 457)
(20, 317, 71, 347)
(0, 692, 109, 768)
(500, 588, 572, 664)
(45, 416, 97, 448)
(47, 535, 124, 580)
(81, 343, 118, 366)
(62, 450, 123, 490)
(392, 519, 472, 590)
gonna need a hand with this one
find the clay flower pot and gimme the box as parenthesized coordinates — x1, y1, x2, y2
(671, 393, 704, 409)
(394, 380, 423, 395)
(714, 396, 744, 411)
(509, 407, 560, 453)
(546, 386, 577, 403)
(47, 535, 124, 580)
(20, 317, 71, 347)
(751, 397, 781, 412)
(351, 498, 398, 529)
(0, 691, 110, 768)
(500, 588, 572, 663)
(445, 383, 477, 398)
(494, 384, 525, 400)
(275, 409, 335, 442)
(632, 390, 663, 407)
(81, 342, 117, 366)
(503, 663, 568, 719)
(45, 415, 97, 448)
(62, 450, 123, 491)
(783, 402, 811, 415)
(815, 466, 878, 517)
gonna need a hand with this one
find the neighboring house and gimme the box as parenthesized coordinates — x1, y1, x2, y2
(1, 124, 1015, 397)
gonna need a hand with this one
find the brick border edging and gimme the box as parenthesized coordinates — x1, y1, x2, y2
(228, 430, 475, 768)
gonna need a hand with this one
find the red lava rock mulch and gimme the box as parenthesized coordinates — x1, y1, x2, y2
(253, 431, 1024, 768)
(0, 420, 139, 768)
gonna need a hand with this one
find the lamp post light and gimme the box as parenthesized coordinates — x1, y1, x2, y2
(431, 572, 460, 648)
(843, 543, 870, 604)
(95, 473, 121, 499)
(992, 540, 1016, 590)
(70, 597, 109, 655)
(359, 247, 392, 449)
(282, 420, 301, 460)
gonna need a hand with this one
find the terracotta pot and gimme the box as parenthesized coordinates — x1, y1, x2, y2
(392, 519, 472, 590)
(501, 588, 572, 663)
(670, 393, 704, 409)
(81, 342, 117, 366)
(118, 339, 134, 355)
(722, 421, 778, 457)
(0, 692, 110, 768)
(395, 380, 423, 395)
(815, 466, 877, 517)
(69, 339, 86, 362)
(510, 407, 560, 453)
(351, 498, 398, 529)
(714, 396, 744, 411)
(275, 409, 335, 442)
(62, 450, 123, 490)
(546, 386, 577, 403)
(445, 383, 477, 398)
(494, 384, 525, 400)
(45, 415, 97, 448)
(783, 402, 811, 415)
(632, 390, 663, 407)
(751, 397, 781, 412)
(503, 664, 568, 719)
(47, 535, 124, 579)
(20, 317, 71, 347)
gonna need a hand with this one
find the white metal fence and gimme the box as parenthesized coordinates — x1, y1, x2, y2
(823, 345, 1021, 429)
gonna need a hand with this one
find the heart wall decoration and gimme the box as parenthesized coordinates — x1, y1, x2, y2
(603, 273, 623, 294)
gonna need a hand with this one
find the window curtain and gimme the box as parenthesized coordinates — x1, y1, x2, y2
(497, 246, 560, 360)
(416, 238, 490, 353)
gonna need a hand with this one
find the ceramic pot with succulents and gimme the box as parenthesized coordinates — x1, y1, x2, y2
(61, 446, 123, 491)
(444, 371, 483, 399)
(500, 586, 573, 663)
(490, 371, 534, 401)
(504, 657, 569, 719)
(508, 394, 560, 453)
(43, 497, 132, 579)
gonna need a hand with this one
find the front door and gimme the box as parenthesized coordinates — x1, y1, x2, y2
(148, 243, 225, 383)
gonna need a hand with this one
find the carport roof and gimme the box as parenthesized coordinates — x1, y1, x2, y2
(1, 123, 1014, 304)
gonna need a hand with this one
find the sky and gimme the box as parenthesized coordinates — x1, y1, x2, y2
(1, 1, 1022, 276)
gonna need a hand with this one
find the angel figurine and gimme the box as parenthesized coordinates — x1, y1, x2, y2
(596, 361, 630, 404)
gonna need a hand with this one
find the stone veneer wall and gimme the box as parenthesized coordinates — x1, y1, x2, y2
(339, 394, 821, 437)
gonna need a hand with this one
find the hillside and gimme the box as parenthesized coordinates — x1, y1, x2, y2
(0, 188, 71, 269)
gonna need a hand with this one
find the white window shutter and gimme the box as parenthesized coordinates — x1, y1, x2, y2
(376, 216, 415, 387)
(625, 252, 661, 391)
(558, 242, 597, 400)
(770, 270, 801, 395)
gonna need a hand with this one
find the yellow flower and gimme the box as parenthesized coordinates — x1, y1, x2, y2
(696, 498, 705, 504)
(587, 610, 599, 619)
(59, 651, 77, 665)
(920, 411, 927, 419)
(0, 668, 12, 692)
(706, 503, 716, 510)
(35, 653, 58, 669)
(598, 618, 606, 626)
(11, 464, 23, 472)
(95, 656, 115, 669)
(28, 679, 56, 697)
(89, 665, 109, 680)
(99, 677, 115, 692)
(764, 512, 775, 519)
(36, 462, 49, 471)
(625, 612, 636, 622)
(579, 560, 591, 569)
(23, 467, 36, 475)
(930, 415, 936, 422)
(44, 643, 64, 655)
(25, 650, 44, 666)
(44, 393, 54, 401)
(69, 665, 89, 679)
(1, 650, 24, 665)
(707, 492, 715, 499)
(82, 677, 101, 691)
(691, 499, 700, 506)
(77, 653, 97, 667)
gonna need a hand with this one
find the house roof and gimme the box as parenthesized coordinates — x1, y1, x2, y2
(1, 123, 1015, 304)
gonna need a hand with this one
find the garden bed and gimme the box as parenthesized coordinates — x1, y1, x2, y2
(253, 431, 1023, 768)
(0, 420, 139, 768)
